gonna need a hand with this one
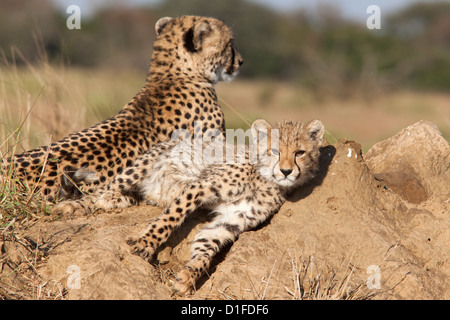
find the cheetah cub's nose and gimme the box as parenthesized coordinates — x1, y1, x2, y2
(280, 169, 293, 177)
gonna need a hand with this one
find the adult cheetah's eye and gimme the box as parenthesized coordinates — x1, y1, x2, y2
(295, 150, 305, 158)
(271, 148, 279, 156)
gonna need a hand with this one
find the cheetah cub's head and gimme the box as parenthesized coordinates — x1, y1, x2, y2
(155, 16, 243, 83)
(252, 119, 325, 188)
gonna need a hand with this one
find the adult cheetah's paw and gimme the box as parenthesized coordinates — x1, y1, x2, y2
(96, 191, 136, 211)
(174, 268, 195, 296)
(126, 236, 155, 262)
(51, 201, 89, 217)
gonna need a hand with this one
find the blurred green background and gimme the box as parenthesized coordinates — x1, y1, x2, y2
(2, 0, 450, 91)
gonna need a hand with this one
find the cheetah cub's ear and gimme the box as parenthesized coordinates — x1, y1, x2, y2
(305, 120, 325, 144)
(155, 17, 173, 35)
(251, 119, 272, 139)
(251, 119, 273, 154)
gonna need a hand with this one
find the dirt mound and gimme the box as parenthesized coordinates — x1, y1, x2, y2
(1, 121, 448, 299)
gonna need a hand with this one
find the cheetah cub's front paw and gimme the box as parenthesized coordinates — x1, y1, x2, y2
(126, 236, 156, 262)
(174, 268, 195, 296)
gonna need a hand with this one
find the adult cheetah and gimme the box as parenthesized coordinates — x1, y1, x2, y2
(3, 15, 243, 202)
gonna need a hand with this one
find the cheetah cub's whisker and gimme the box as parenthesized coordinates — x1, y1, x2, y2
(52, 118, 325, 295)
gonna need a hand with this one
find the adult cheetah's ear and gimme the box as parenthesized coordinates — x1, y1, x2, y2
(155, 17, 173, 35)
(184, 20, 212, 52)
(305, 120, 325, 144)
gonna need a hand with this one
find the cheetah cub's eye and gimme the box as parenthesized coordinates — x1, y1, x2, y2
(271, 148, 280, 156)
(295, 150, 306, 158)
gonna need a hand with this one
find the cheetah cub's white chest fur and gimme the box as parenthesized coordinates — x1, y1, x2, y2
(52, 118, 325, 295)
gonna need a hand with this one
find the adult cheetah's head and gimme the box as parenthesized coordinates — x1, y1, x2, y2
(153, 15, 243, 84)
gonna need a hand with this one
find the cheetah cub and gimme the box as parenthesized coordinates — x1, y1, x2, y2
(52, 119, 324, 295)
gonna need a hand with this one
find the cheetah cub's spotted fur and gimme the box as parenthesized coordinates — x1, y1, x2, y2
(52, 119, 325, 295)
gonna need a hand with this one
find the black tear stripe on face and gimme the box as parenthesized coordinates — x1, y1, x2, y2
(294, 161, 301, 179)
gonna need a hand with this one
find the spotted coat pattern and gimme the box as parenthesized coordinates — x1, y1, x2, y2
(4, 15, 243, 202)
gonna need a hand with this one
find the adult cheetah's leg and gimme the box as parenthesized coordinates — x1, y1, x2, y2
(51, 167, 139, 216)
(52, 149, 163, 216)
(51, 184, 142, 216)
(94, 145, 177, 209)
(52, 171, 155, 216)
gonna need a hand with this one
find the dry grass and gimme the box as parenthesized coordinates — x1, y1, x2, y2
(284, 254, 375, 300)
(174, 249, 379, 300)
(0, 231, 67, 300)
(0, 123, 58, 299)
